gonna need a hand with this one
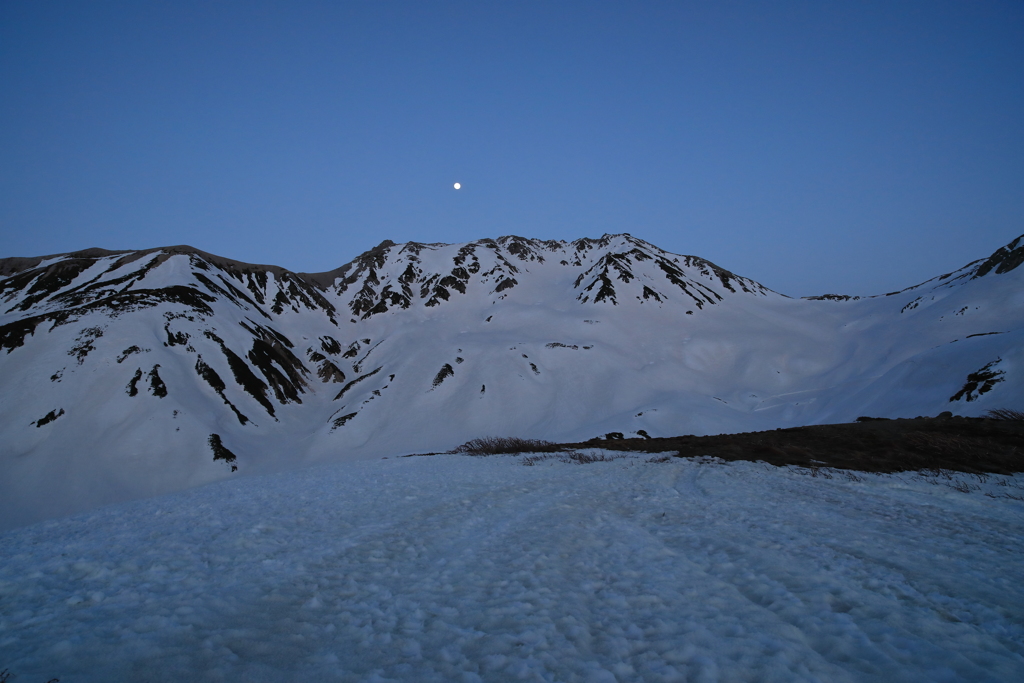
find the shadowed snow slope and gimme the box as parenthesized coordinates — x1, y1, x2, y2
(1, 454, 1023, 681)
(1, 233, 1022, 528)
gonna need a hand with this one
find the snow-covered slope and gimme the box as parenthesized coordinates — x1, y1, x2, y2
(3, 454, 1023, 682)
(1, 233, 1022, 528)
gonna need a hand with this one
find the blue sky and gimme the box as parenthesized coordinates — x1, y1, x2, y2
(1, 1, 1022, 297)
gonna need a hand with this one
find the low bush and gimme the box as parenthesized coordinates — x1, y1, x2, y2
(986, 408, 1024, 421)
(452, 436, 560, 456)
(564, 450, 614, 464)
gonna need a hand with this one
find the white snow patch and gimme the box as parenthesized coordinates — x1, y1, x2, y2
(1, 455, 1022, 681)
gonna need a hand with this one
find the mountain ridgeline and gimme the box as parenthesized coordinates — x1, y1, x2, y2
(1, 233, 1022, 528)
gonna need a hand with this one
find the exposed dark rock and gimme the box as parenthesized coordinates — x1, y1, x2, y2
(901, 298, 921, 313)
(419, 274, 439, 300)
(195, 356, 226, 395)
(494, 278, 518, 293)
(432, 363, 454, 388)
(33, 408, 65, 427)
(148, 365, 168, 397)
(950, 360, 1006, 402)
(217, 274, 264, 313)
(452, 244, 476, 267)
(68, 327, 103, 364)
(641, 286, 662, 302)
(806, 294, 860, 301)
(208, 433, 238, 471)
(245, 337, 305, 405)
(237, 323, 310, 405)
(336, 241, 396, 313)
(117, 345, 144, 363)
(193, 272, 268, 318)
(201, 331, 276, 417)
(332, 412, 358, 429)
(126, 368, 143, 396)
(426, 283, 451, 306)
(342, 341, 360, 359)
(242, 269, 267, 303)
(608, 254, 636, 283)
(579, 272, 617, 304)
(973, 235, 1024, 278)
(334, 366, 383, 400)
(2, 258, 96, 311)
(360, 284, 413, 318)
(88, 285, 217, 318)
(503, 237, 542, 261)
(0, 316, 44, 353)
(316, 360, 346, 383)
(399, 262, 420, 285)
(271, 290, 291, 315)
(352, 340, 384, 372)
(654, 259, 722, 308)
(439, 275, 466, 294)
(194, 356, 250, 425)
(164, 324, 189, 347)
(354, 240, 396, 271)
(265, 275, 338, 320)
(1, 246, 342, 323)
(320, 336, 342, 355)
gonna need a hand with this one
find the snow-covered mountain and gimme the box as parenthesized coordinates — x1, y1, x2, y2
(1, 233, 1022, 528)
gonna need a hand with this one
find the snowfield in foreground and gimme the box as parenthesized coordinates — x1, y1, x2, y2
(4, 233, 1023, 530)
(2, 454, 1023, 682)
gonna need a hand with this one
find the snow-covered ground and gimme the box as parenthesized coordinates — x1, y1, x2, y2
(2, 453, 1022, 682)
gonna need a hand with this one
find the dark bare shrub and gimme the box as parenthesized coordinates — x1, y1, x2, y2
(986, 408, 1024, 421)
(565, 450, 613, 464)
(522, 454, 558, 466)
(453, 436, 560, 456)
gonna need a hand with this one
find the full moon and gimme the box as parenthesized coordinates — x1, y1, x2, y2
(453, 182, 461, 190)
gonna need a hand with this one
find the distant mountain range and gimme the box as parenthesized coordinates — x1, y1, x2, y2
(1, 233, 1021, 529)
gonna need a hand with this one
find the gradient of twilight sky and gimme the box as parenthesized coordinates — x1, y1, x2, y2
(1, 1, 1022, 297)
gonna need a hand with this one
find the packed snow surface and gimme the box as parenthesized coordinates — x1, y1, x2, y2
(2, 454, 1023, 682)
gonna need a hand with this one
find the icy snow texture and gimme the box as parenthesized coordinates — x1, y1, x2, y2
(2, 454, 1022, 682)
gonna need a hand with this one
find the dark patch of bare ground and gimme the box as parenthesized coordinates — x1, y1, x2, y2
(565, 412, 1024, 475)
(408, 412, 1023, 474)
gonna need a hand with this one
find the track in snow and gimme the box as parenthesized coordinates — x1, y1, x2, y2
(1, 454, 1023, 682)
